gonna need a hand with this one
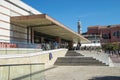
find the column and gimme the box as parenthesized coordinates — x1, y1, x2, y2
(31, 27, 34, 44)
(27, 27, 31, 43)
(27, 27, 34, 44)
(55, 36, 61, 48)
(41, 37, 44, 43)
(68, 41, 73, 50)
(55, 37, 61, 44)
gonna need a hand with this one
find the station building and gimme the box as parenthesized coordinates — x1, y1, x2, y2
(0, 0, 89, 49)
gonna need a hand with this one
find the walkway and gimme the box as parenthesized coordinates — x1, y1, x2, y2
(45, 66, 120, 80)
(44, 50, 120, 80)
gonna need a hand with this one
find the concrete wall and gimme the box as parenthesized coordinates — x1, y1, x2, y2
(77, 51, 109, 65)
(0, 48, 42, 54)
(0, 49, 68, 68)
(78, 50, 120, 67)
(0, 63, 45, 80)
(0, 49, 68, 80)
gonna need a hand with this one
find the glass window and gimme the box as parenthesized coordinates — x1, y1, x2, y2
(118, 31, 120, 36)
(113, 31, 120, 38)
(113, 32, 116, 36)
(116, 31, 120, 38)
(102, 34, 109, 39)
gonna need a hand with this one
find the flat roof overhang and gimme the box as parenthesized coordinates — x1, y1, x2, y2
(11, 14, 90, 43)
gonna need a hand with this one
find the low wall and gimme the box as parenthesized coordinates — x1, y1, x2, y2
(77, 51, 109, 65)
(0, 63, 45, 80)
(0, 48, 68, 68)
(0, 48, 42, 54)
(0, 48, 68, 80)
(29, 49, 68, 68)
(77, 50, 120, 67)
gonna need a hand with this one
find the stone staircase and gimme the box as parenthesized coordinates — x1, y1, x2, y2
(65, 50, 83, 56)
(54, 51, 107, 66)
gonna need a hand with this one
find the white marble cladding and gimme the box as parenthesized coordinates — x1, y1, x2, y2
(0, 6, 10, 16)
(0, 0, 10, 9)
(9, 3, 29, 16)
(0, 36, 10, 42)
(0, 13, 10, 22)
(0, 29, 10, 36)
(10, 11, 22, 16)
(1, 0, 42, 16)
(0, 21, 10, 29)
(8, 0, 41, 14)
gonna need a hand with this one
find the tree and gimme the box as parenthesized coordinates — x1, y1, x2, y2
(102, 43, 120, 55)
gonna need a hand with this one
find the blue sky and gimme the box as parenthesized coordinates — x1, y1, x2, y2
(22, 0, 120, 33)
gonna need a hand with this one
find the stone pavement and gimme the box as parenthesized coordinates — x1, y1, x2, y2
(45, 66, 120, 80)
(110, 56, 120, 63)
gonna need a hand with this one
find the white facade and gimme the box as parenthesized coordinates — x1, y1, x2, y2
(0, 0, 41, 42)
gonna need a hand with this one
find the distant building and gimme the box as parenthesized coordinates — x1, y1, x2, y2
(84, 25, 120, 46)
(82, 33, 101, 47)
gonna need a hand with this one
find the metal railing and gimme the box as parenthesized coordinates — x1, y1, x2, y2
(0, 39, 68, 54)
(0, 39, 41, 48)
(0, 39, 42, 54)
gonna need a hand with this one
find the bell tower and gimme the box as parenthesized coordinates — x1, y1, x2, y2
(78, 20, 82, 34)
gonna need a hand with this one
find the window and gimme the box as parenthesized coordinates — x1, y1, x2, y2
(102, 34, 110, 39)
(113, 31, 120, 38)
(113, 32, 116, 36)
(117, 31, 120, 38)
(98, 41, 100, 43)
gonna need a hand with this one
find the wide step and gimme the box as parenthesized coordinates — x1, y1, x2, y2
(55, 57, 97, 62)
(55, 63, 106, 66)
(55, 57, 106, 66)
(65, 51, 83, 56)
(54, 51, 107, 66)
